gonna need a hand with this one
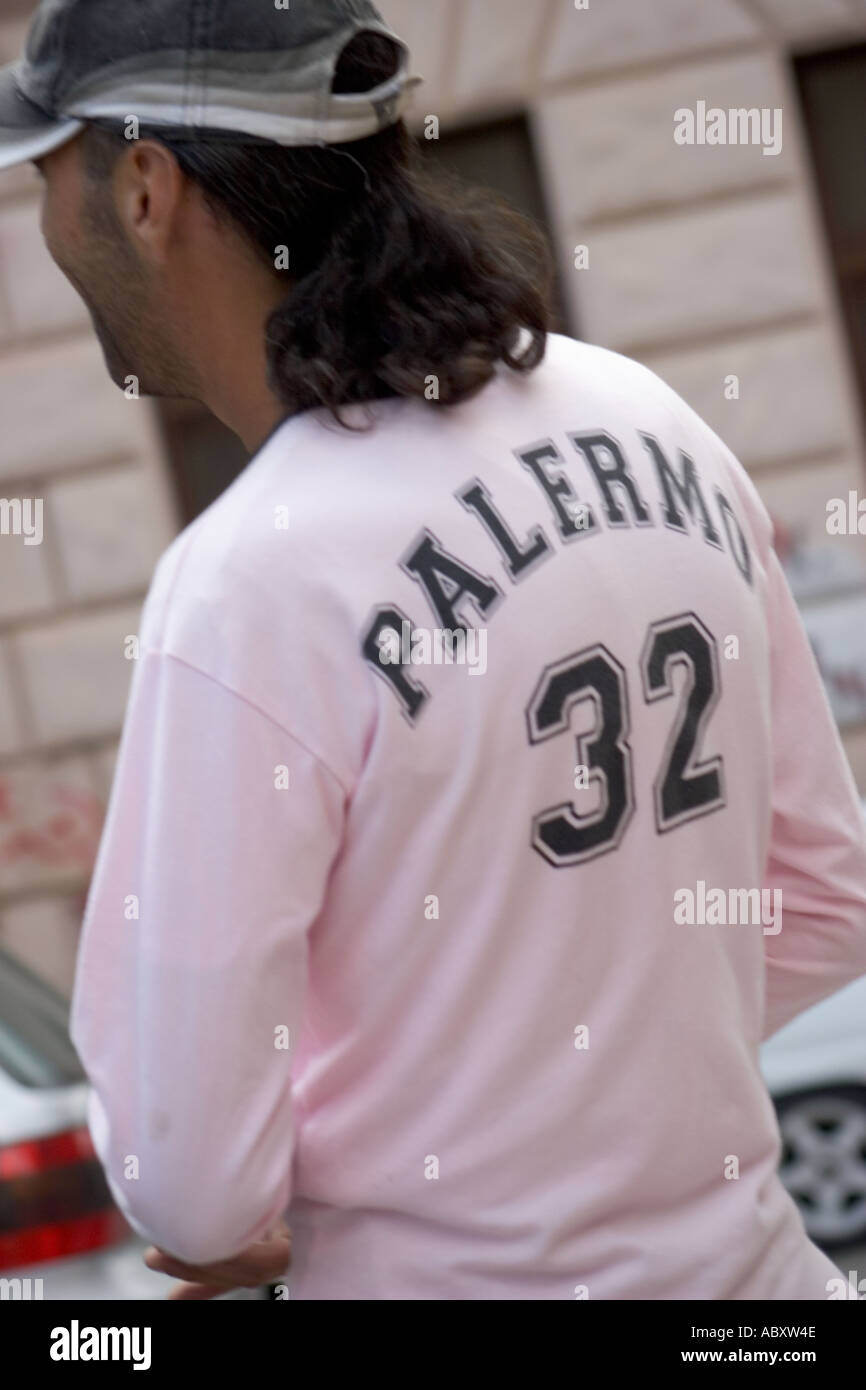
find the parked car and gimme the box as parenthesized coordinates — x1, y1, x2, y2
(759, 790, 866, 1249)
(761, 972, 866, 1249)
(0, 945, 261, 1299)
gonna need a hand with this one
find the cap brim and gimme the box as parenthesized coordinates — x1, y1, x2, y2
(0, 63, 84, 171)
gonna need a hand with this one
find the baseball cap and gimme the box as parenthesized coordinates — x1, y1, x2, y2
(0, 0, 421, 171)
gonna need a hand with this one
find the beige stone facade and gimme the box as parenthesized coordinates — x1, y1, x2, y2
(2, 0, 866, 990)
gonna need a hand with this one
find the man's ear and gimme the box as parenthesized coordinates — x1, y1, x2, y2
(114, 139, 187, 262)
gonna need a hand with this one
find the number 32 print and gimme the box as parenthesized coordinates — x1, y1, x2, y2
(525, 612, 726, 867)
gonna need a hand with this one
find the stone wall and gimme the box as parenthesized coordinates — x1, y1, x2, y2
(0, 14, 178, 989)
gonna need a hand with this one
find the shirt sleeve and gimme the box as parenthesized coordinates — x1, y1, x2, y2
(762, 546, 866, 1039)
(69, 645, 346, 1266)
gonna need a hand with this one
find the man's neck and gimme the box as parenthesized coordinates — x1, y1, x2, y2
(185, 269, 295, 454)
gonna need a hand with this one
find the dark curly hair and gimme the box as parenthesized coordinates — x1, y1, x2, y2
(81, 31, 554, 428)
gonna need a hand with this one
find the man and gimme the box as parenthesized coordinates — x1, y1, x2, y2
(2, 0, 865, 1302)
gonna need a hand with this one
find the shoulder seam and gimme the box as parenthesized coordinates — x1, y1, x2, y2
(144, 645, 352, 800)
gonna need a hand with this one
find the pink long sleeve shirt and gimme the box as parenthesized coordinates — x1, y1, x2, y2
(70, 333, 866, 1299)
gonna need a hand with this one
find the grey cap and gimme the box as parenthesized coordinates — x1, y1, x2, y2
(0, 0, 422, 171)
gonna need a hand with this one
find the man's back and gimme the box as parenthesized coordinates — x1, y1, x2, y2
(71, 333, 866, 1298)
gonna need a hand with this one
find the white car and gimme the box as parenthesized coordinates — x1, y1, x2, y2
(759, 792, 866, 1249)
(761, 973, 866, 1248)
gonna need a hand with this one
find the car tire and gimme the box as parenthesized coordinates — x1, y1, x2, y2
(774, 1085, 866, 1249)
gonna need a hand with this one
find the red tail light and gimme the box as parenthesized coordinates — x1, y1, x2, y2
(0, 1125, 128, 1270)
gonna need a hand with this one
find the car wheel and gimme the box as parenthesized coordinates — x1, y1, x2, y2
(775, 1085, 866, 1249)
